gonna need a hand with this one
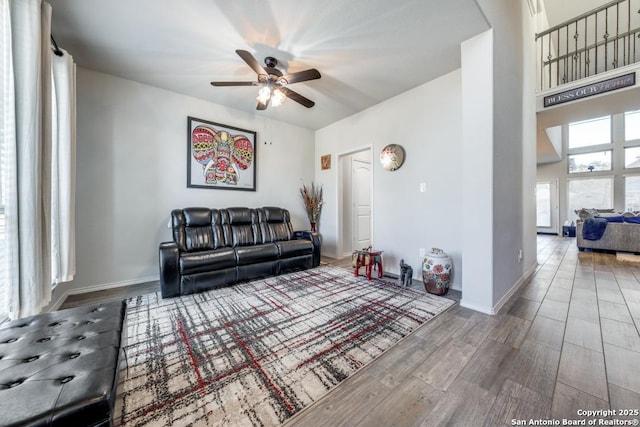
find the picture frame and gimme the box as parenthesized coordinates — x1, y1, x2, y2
(321, 154, 331, 170)
(187, 116, 257, 191)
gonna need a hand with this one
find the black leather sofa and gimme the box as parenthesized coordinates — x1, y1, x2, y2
(159, 206, 321, 298)
(0, 301, 127, 426)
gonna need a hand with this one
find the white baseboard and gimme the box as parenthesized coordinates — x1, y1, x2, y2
(491, 262, 537, 314)
(459, 262, 537, 315)
(459, 299, 494, 315)
(48, 275, 159, 312)
(47, 290, 70, 313)
(67, 275, 159, 296)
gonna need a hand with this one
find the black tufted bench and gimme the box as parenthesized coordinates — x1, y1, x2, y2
(0, 300, 127, 426)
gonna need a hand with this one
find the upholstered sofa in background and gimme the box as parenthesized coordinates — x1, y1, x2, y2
(159, 206, 321, 298)
(575, 208, 640, 253)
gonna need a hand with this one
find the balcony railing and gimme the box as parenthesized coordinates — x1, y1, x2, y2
(536, 0, 640, 91)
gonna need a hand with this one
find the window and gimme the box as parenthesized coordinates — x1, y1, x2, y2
(536, 182, 551, 227)
(568, 177, 613, 219)
(568, 150, 612, 173)
(625, 146, 640, 169)
(625, 176, 640, 211)
(625, 110, 640, 141)
(568, 116, 611, 149)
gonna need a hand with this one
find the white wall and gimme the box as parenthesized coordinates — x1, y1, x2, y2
(460, 29, 495, 312)
(522, 2, 539, 280)
(482, 0, 537, 311)
(459, 0, 537, 313)
(47, 4, 539, 313)
(51, 68, 314, 305)
(315, 70, 464, 288)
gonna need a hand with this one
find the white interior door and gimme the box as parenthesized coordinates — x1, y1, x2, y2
(536, 179, 559, 234)
(352, 159, 372, 250)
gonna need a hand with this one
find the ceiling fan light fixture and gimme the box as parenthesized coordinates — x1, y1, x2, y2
(271, 88, 286, 107)
(212, 50, 320, 110)
(257, 86, 271, 104)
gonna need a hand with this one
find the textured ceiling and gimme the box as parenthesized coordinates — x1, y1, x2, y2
(542, 0, 610, 28)
(49, 0, 489, 130)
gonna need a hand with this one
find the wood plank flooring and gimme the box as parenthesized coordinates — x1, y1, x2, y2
(61, 235, 640, 426)
(290, 236, 640, 426)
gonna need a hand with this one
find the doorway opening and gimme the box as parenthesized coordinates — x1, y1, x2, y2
(536, 178, 559, 234)
(338, 148, 373, 259)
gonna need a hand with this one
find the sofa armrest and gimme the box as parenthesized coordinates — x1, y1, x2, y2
(294, 231, 321, 267)
(159, 242, 180, 298)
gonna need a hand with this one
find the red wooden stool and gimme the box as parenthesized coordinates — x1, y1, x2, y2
(352, 249, 384, 280)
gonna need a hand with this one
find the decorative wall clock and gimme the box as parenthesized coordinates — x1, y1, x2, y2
(380, 144, 405, 171)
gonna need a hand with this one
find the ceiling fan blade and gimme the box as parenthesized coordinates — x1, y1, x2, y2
(281, 68, 321, 84)
(236, 49, 268, 76)
(279, 87, 315, 108)
(256, 98, 269, 110)
(210, 81, 258, 87)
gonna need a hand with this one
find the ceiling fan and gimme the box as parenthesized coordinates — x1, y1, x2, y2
(211, 50, 321, 110)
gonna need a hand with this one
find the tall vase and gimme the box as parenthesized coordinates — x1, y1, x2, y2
(422, 248, 452, 295)
(310, 222, 317, 232)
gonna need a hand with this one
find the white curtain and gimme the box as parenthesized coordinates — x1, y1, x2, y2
(51, 49, 76, 285)
(0, 0, 19, 318)
(0, 0, 76, 319)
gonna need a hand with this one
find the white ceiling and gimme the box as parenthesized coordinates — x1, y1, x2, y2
(542, 0, 610, 28)
(49, 0, 489, 130)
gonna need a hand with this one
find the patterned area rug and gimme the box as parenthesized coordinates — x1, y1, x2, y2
(117, 266, 454, 426)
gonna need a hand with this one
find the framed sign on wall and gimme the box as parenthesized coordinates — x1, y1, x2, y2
(187, 116, 256, 191)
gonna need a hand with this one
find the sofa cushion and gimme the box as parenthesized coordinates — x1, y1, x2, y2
(575, 208, 600, 221)
(235, 244, 278, 266)
(223, 208, 260, 246)
(265, 223, 292, 242)
(259, 207, 294, 243)
(262, 206, 286, 222)
(172, 208, 225, 252)
(180, 247, 236, 275)
(276, 240, 313, 258)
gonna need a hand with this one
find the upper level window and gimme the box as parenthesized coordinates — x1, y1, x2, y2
(625, 110, 640, 142)
(625, 146, 640, 169)
(568, 150, 612, 173)
(568, 116, 611, 149)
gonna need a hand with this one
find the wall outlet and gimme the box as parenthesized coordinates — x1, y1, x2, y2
(419, 248, 426, 257)
(518, 249, 523, 262)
